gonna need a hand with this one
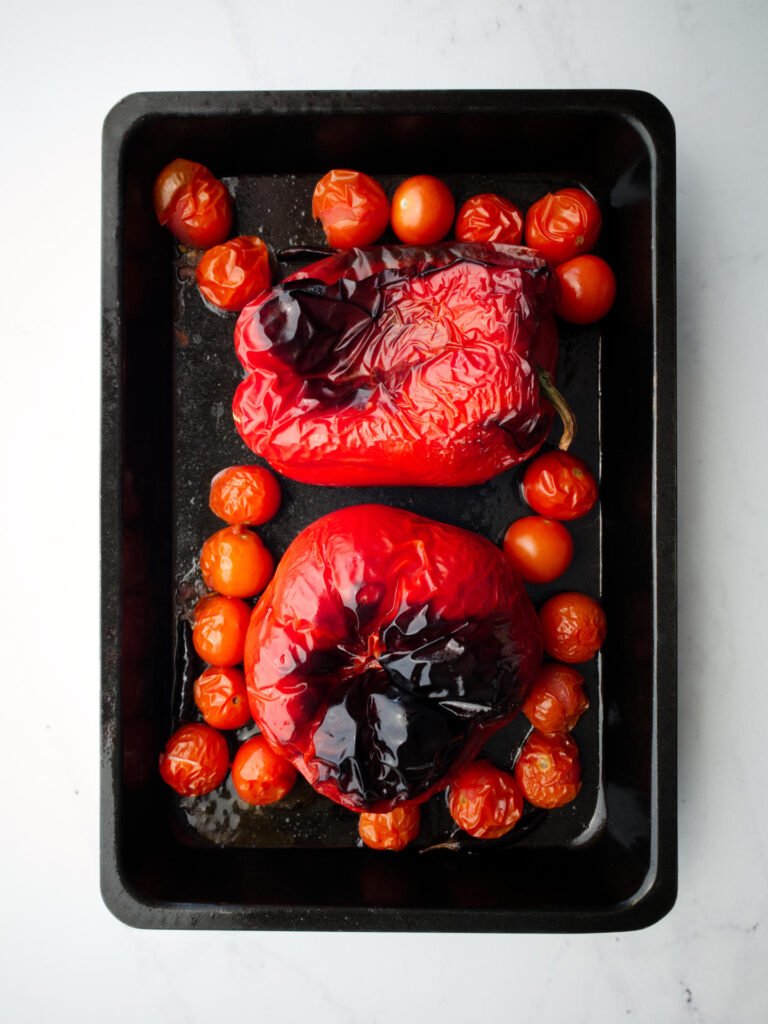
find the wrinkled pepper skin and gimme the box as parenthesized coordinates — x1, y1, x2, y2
(244, 505, 542, 812)
(233, 244, 558, 486)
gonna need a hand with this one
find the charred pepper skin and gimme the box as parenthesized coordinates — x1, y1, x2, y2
(233, 243, 559, 487)
(243, 505, 542, 813)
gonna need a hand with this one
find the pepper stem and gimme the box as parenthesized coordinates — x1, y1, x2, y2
(538, 369, 576, 451)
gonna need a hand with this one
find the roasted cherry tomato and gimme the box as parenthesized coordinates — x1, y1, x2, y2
(312, 169, 390, 248)
(455, 193, 523, 245)
(447, 760, 524, 839)
(231, 735, 297, 805)
(200, 525, 274, 598)
(153, 158, 233, 249)
(209, 465, 282, 526)
(521, 451, 598, 521)
(514, 730, 581, 808)
(539, 591, 606, 663)
(522, 663, 588, 734)
(502, 516, 574, 584)
(554, 254, 616, 324)
(192, 594, 251, 666)
(390, 175, 455, 245)
(524, 188, 601, 265)
(358, 805, 421, 851)
(193, 666, 251, 730)
(196, 236, 271, 312)
(159, 723, 229, 796)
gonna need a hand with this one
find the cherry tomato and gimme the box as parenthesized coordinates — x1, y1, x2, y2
(554, 254, 616, 324)
(153, 158, 233, 249)
(196, 236, 271, 312)
(522, 663, 588, 734)
(391, 175, 455, 245)
(503, 516, 574, 584)
(231, 735, 297, 805)
(455, 193, 523, 245)
(193, 666, 251, 730)
(159, 723, 229, 796)
(209, 465, 281, 526)
(447, 760, 524, 839)
(514, 730, 581, 808)
(524, 188, 601, 265)
(192, 594, 251, 666)
(200, 526, 274, 598)
(312, 169, 389, 248)
(521, 451, 598, 521)
(539, 591, 606, 663)
(358, 805, 421, 851)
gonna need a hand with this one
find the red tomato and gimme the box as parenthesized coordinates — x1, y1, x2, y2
(539, 592, 606, 663)
(391, 175, 455, 245)
(522, 664, 588, 734)
(196, 236, 271, 312)
(455, 193, 523, 245)
(159, 723, 229, 796)
(555, 254, 616, 324)
(524, 188, 601, 265)
(193, 666, 251, 730)
(200, 526, 274, 598)
(358, 805, 421, 851)
(521, 451, 598, 521)
(192, 594, 251, 666)
(312, 169, 389, 248)
(154, 158, 233, 249)
(447, 760, 524, 839)
(503, 516, 574, 584)
(514, 730, 581, 808)
(209, 465, 282, 526)
(231, 735, 297, 805)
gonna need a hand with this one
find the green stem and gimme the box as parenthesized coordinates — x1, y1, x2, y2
(538, 369, 576, 451)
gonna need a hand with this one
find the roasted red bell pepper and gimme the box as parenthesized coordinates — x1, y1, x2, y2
(244, 505, 542, 812)
(233, 243, 571, 486)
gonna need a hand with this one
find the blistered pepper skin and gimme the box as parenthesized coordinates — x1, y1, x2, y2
(244, 505, 542, 812)
(233, 244, 558, 486)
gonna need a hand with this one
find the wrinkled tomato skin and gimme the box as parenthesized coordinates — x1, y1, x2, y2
(159, 723, 229, 796)
(192, 594, 251, 666)
(200, 525, 274, 598)
(193, 666, 251, 730)
(391, 176, 455, 244)
(455, 193, 523, 245)
(196, 236, 271, 312)
(521, 663, 588, 734)
(358, 805, 421, 851)
(154, 158, 233, 249)
(312, 169, 389, 248)
(554, 254, 616, 324)
(539, 591, 607, 663)
(209, 465, 282, 526)
(524, 188, 601, 265)
(231, 735, 297, 805)
(521, 451, 598, 520)
(514, 730, 582, 808)
(447, 760, 524, 839)
(502, 516, 574, 583)
(244, 505, 542, 813)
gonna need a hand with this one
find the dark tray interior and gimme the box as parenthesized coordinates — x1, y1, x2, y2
(102, 90, 676, 931)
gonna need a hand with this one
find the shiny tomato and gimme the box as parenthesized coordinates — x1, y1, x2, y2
(153, 158, 233, 249)
(539, 591, 606, 663)
(555, 254, 616, 324)
(455, 193, 523, 245)
(159, 723, 229, 796)
(390, 175, 455, 245)
(192, 594, 251, 666)
(514, 730, 581, 808)
(312, 169, 389, 248)
(231, 735, 297, 805)
(524, 188, 601, 265)
(448, 760, 524, 839)
(522, 663, 588, 734)
(196, 236, 271, 312)
(521, 451, 598, 521)
(193, 666, 251, 730)
(358, 804, 421, 851)
(503, 516, 574, 584)
(209, 465, 281, 526)
(200, 526, 274, 598)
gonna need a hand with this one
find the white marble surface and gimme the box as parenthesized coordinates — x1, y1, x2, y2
(1, 0, 766, 1020)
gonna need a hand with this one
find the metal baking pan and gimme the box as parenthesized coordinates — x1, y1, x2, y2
(101, 89, 676, 931)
